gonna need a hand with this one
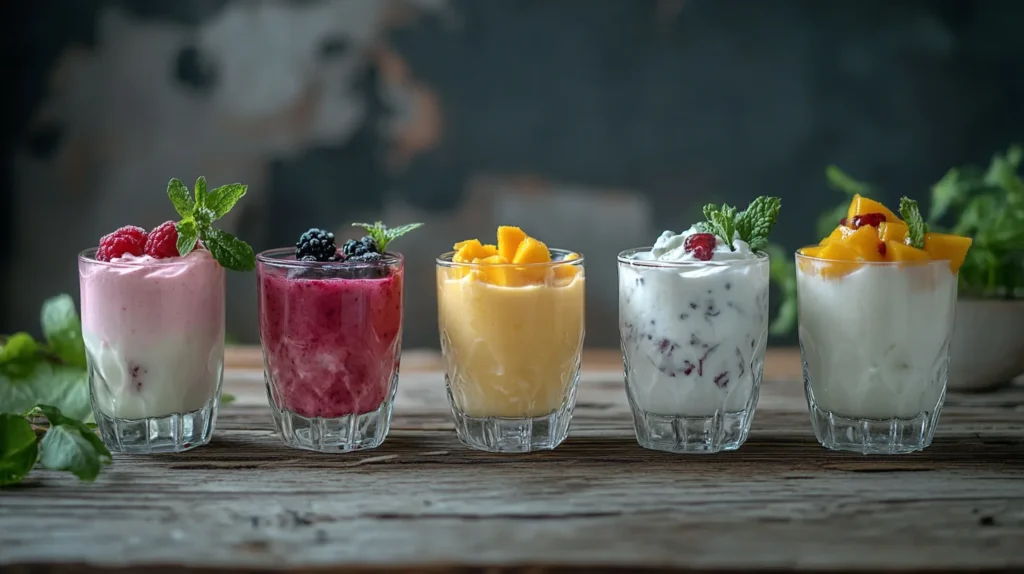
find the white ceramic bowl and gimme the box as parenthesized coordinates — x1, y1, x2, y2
(948, 299, 1024, 392)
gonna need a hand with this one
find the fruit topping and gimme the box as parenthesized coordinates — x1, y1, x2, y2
(295, 228, 340, 262)
(923, 232, 973, 273)
(802, 193, 972, 277)
(497, 226, 528, 261)
(144, 221, 180, 259)
(851, 212, 886, 229)
(342, 236, 378, 259)
(877, 220, 908, 243)
(683, 233, 716, 261)
(97, 226, 148, 261)
(449, 227, 580, 286)
(847, 194, 899, 224)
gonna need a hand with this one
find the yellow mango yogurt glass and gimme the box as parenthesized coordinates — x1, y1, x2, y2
(436, 244, 585, 452)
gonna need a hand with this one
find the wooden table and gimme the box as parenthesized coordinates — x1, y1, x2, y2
(2, 348, 1023, 573)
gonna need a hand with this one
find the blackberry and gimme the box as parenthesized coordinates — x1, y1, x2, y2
(295, 228, 337, 262)
(341, 235, 379, 258)
(350, 252, 382, 263)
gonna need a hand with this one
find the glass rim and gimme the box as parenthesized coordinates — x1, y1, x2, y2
(77, 246, 212, 267)
(256, 247, 404, 269)
(436, 247, 583, 268)
(795, 247, 952, 266)
(616, 246, 769, 268)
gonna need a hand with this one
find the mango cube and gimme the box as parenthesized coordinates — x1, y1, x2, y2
(820, 225, 853, 245)
(923, 232, 973, 273)
(847, 193, 900, 224)
(884, 240, 929, 263)
(841, 225, 885, 261)
(497, 226, 528, 262)
(877, 221, 909, 243)
(812, 241, 861, 279)
(453, 239, 497, 263)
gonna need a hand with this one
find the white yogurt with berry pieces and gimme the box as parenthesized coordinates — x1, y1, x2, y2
(619, 227, 769, 417)
(797, 259, 957, 419)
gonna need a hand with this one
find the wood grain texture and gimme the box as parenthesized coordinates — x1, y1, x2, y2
(2, 348, 1023, 573)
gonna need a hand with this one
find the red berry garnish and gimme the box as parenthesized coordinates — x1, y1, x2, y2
(851, 212, 886, 229)
(145, 221, 180, 259)
(684, 232, 717, 261)
(839, 217, 849, 227)
(877, 241, 887, 256)
(97, 226, 148, 261)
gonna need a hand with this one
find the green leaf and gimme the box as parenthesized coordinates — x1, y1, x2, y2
(40, 295, 87, 368)
(220, 393, 236, 405)
(816, 202, 850, 239)
(176, 220, 199, 257)
(34, 404, 111, 465)
(167, 178, 195, 218)
(826, 165, 871, 197)
(204, 184, 247, 220)
(701, 203, 738, 250)
(39, 424, 105, 481)
(203, 227, 256, 272)
(0, 413, 39, 486)
(0, 363, 92, 422)
(765, 243, 797, 336)
(194, 176, 208, 209)
(928, 167, 971, 222)
(735, 196, 781, 251)
(899, 197, 928, 249)
(0, 333, 39, 367)
(352, 221, 423, 252)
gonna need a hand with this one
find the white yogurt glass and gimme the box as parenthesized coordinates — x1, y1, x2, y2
(795, 252, 957, 454)
(617, 248, 769, 453)
(78, 247, 226, 453)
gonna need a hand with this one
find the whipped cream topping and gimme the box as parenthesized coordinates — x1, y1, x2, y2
(647, 225, 757, 262)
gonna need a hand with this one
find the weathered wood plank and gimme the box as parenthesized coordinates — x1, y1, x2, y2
(2, 349, 1023, 572)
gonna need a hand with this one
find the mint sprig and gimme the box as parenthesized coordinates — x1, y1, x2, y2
(167, 177, 255, 271)
(700, 196, 781, 252)
(351, 221, 424, 253)
(899, 197, 928, 249)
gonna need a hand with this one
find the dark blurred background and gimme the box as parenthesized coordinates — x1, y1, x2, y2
(2, 0, 1022, 348)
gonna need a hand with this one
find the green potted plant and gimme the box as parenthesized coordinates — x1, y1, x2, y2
(770, 146, 1024, 391)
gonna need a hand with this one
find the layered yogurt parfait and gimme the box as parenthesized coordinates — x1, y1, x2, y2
(437, 226, 585, 452)
(618, 197, 779, 453)
(79, 177, 255, 453)
(258, 222, 418, 452)
(797, 194, 971, 454)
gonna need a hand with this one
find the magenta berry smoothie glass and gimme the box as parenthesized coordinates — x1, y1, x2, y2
(257, 223, 417, 452)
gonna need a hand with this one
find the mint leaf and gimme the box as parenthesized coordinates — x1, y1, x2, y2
(900, 197, 928, 249)
(701, 203, 738, 251)
(0, 333, 39, 370)
(39, 424, 105, 481)
(826, 165, 872, 197)
(735, 196, 781, 251)
(40, 295, 86, 368)
(176, 220, 199, 257)
(167, 178, 195, 218)
(34, 405, 111, 465)
(205, 184, 247, 219)
(203, 227, 256, 272)
(194, 176, 207, 209)
(0, 363, 92, 422)
(352, 221, 423, 252)
(220, 393, 236, 405)
(0, 413, 39, 486)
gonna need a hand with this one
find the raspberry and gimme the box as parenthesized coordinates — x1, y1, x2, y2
(144, 221, 180, 259)
(683, 232, 716, 261)
(851, 212, 886, 229)
(97, 226, 147, 261)
(877, 241, 887, 257)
